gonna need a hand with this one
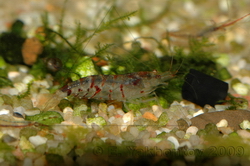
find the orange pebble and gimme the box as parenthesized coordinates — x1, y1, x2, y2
(143, 112, 158, 121)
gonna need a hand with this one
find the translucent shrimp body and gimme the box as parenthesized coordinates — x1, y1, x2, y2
(60, 70, 175, 101)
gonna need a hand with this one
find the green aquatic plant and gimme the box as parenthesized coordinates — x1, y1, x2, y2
(39, 3, 224, 106)
(29, 7, 138, 84)
(25, 111, 64, 125)
(0, 1, 227, 108)
(224, 93, 248, 110)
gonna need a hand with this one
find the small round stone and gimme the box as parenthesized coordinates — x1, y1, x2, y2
(175, 130, 185, 139)
(29, 135, 48, 147)
(189, 135, 200, 147)
(216, 119, 228, 128)
(186, 126, 198, 135)
(167, 136, 179, 149)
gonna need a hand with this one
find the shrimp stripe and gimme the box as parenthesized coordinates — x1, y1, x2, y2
(90, 85, 101, 98)
(120, 84, 125, 99)
(82, 87, 90, 98)
(101, 75, 107, 87)
(90, 76, 95, 88)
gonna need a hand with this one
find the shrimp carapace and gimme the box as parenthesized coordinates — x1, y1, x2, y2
(60, 70, 175, 101)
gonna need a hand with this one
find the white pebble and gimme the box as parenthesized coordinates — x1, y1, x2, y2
(108, 116, 115, 123)
(112, 117, 123, 125)
(203, 104, 215, 112)
(218, 127, 234, 135)
(2, 105, 14, 113)
(22, 75, 35, 84)
(155, 130, 162, 135)
(19, 65, 29, 73)
(123, 111, 134, 124)
(179, 141, 192, 149)
(8, 71, 20, 80)
(167, 136, 179, 149)
(152, 105, 162, 118)
(117, 109, 125, 116)
(193, 109, 204, 117)
(186, 126, 198, 135)
(24, 109, 40, 116)
(13, 106, 26, 119)
(180, 101, 195, 109)
(29, 135, 48, 147)
(176, 130, 185, 138)
(14, 82, 27, 93)
(129, 126, 139, 138)
(237, 130, 250, 139)
(240, 120, 250, 130)
(63, 107, 74, 121)
(241, 76, 250, 85)
(0, 109, 10, 115)
(237, 59, 247, 69)
(170, 101, 180, 106)
(63, 107, 74, 113)
(72, 116, 83, 125)
(215, 105, 229, 111)
(232, 82, 249, 96)
(189, 135, 200, 146)
(34, 80, 50, 89)
(216, 119, 228, 128)
(160, 127, 171, 133)
(100, 137, 108, 142)
(152, 105, 160, 112)
(107, 105, 115, 111)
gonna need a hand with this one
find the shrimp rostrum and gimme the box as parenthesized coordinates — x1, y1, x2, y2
(60, 70, 175, 102)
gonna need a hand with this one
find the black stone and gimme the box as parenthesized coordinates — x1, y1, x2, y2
(182, 69, 228, 107)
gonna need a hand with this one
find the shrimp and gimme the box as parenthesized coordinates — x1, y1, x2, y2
(60, 70, 175, 101)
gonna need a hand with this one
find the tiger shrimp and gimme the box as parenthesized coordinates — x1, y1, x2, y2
(60, 70, 175, 102)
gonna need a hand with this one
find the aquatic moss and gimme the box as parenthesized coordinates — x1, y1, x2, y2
(19, 127, 38, 139)
(25, 111, 64, 125)
(158, 112, 169, 126)
(0, 2, 232, 111)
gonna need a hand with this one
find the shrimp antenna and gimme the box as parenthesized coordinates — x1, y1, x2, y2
(82, 6, 115, 51)
(174, 58, 184, 75)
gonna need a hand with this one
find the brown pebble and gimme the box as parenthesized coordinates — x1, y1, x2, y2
(191, 110, 250, 130)
(22, 37, 43, 65)
(177, 118, 189, 131)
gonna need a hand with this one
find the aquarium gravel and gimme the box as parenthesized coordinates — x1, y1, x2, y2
(0, 68, 249, 165)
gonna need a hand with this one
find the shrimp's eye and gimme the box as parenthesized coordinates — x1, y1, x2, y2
(45, 57, 63, 72)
